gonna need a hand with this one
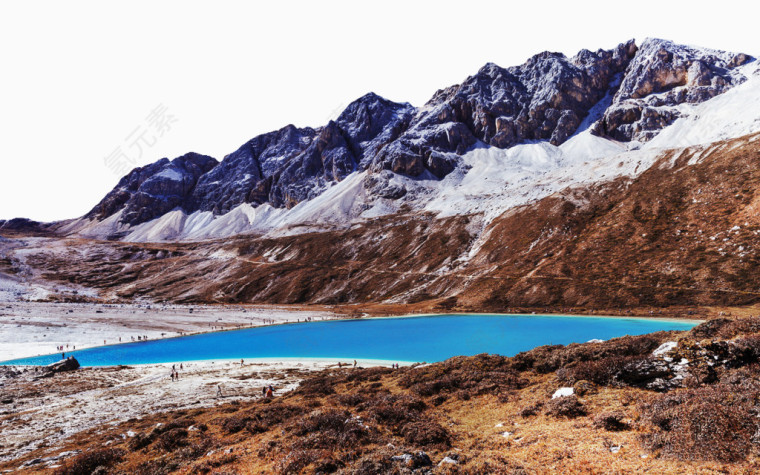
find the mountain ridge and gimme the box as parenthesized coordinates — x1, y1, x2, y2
(47, 38, 751, 241)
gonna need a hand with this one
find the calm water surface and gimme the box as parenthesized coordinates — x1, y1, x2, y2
(0, 314, 697, 367)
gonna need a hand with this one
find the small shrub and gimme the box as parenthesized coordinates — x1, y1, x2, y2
(335, 392, 368, 407)
(194, 453, 238, 473)
(222, 415, 250, 434)
(352, 457, 394, 474)
(133, 458, 177, 475)
(399, 354, 526, 398)
(297, 376, 335, 396)
(156, 427, 189, 452)
(558, 355, 646, 386)
(399, 420, 451, 448)
(277, 449, 318, 474)
(344, 366, 394, 382)
(128, 431, 156, 451)
(245, 403, 307, 434)
(572, 380, 596, 396)
(640, 382, 760, 462)
(291, 409, 373, 450)
(367, 394, 426, 427)
(178, 437, 214, 461)
(593, 412, 629, 431)
(519, 402, 543, 418)
(545, 396, 586, 419)
(53, 448, 126, 475)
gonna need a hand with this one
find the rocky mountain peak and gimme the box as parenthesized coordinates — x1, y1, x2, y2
(593, 38, 754, 142)
(369, 40, 638, 180)
(185, 94, 415, 216)
(86, 152, 218, 225)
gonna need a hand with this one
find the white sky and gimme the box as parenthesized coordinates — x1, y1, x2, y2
(1, 0, 758, 222)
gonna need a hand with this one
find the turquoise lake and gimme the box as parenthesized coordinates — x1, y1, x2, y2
(0, 314, 697, 367)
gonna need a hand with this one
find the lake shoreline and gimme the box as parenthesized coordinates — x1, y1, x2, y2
(2, 310, 696, 367)
(0, 301, 705, 363)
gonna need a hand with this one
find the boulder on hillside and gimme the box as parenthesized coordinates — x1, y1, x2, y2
(46, 356, 80, 374)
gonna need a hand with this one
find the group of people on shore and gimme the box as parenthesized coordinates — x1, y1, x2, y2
(170, 363, 183, 381)
(335, 361, 403, 369)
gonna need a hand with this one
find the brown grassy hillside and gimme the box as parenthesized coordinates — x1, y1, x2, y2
(3, 133, 760, 312)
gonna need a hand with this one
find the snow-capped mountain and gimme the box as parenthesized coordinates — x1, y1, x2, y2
(51, 38, 756, 244)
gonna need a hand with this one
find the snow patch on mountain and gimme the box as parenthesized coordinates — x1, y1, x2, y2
(62, 209, 129, 239)
(423, 131, 641, 222)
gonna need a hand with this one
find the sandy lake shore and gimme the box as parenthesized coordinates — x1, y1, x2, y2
(0, 302, 338, 362)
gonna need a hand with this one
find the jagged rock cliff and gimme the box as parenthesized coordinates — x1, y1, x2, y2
(593, 38, 751, 142)
(86, 152, 218, 224)
(371, 40, 638, 178)
(187, 94, 415, 214)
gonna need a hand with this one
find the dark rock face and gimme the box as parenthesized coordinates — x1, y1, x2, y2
(87, 152, 218, 225)
(0, 218, 51, 236)
(593, 38, 752, 141)
(189, 93, 415, 214)
(614, 357, 676, 391)
(370, 40, 638, 178)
